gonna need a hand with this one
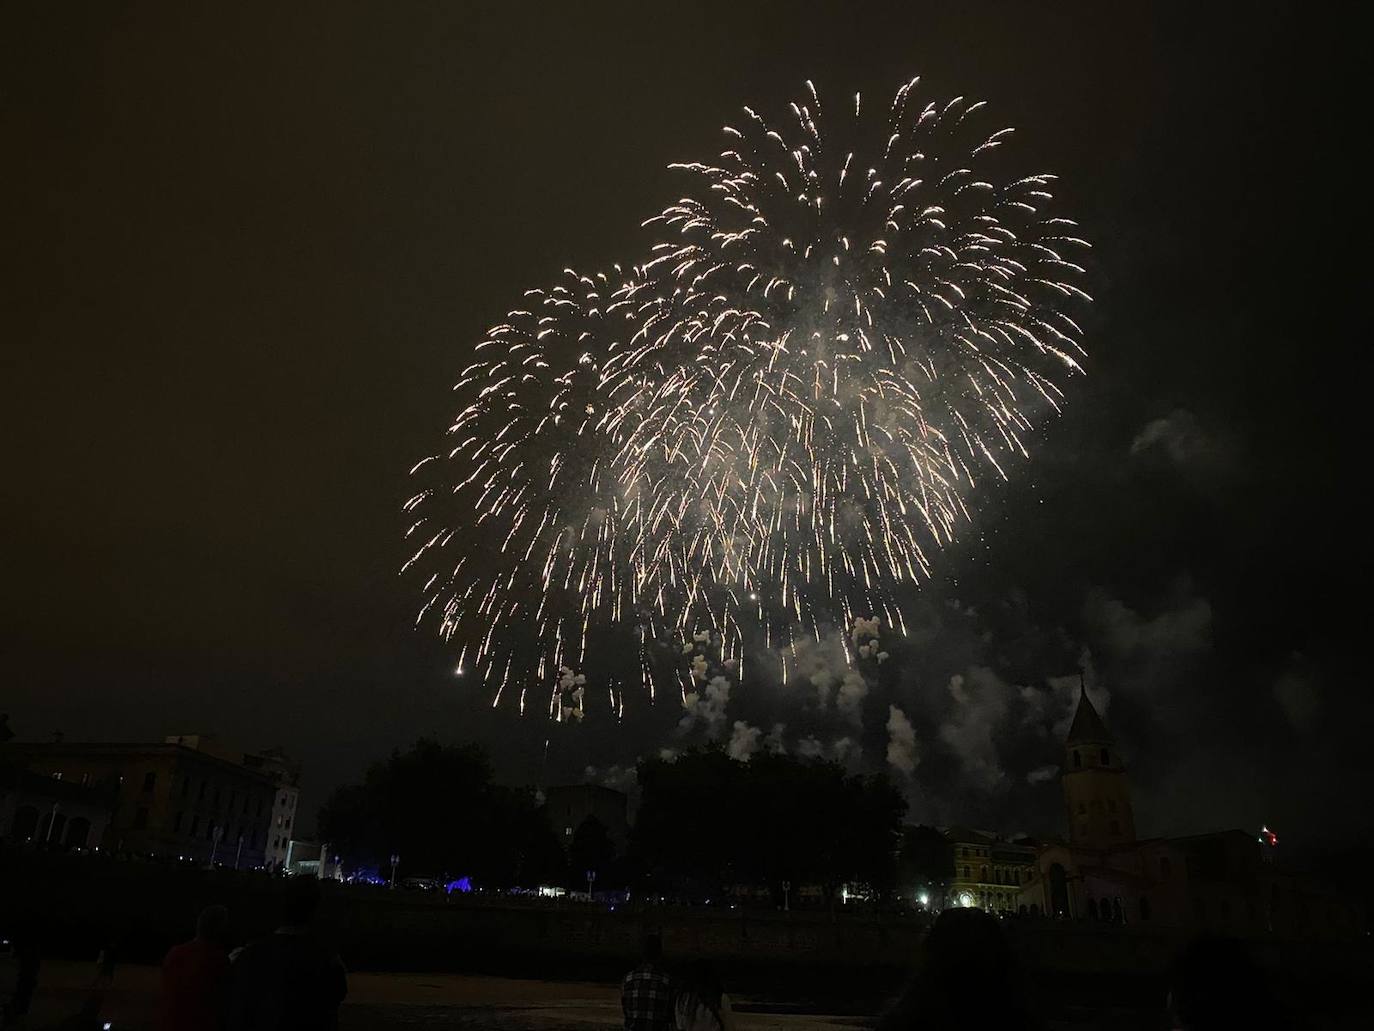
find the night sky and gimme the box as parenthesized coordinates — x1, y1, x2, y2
(4, 3, 1363, 849)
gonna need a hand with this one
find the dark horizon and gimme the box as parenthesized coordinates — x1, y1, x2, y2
(3, 2, 1365, 850)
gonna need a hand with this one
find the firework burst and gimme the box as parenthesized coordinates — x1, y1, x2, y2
(406, 78, 1091, 716)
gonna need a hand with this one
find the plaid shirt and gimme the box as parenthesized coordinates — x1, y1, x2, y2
(621, 961, 674, 1031)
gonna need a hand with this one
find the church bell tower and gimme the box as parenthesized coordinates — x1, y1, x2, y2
(1062, 677, 1136, 848)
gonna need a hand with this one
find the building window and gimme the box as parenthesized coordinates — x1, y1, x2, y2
(1140, 897, 1152, 921)
(182, 777, 191, 798)
(199, 782, 207, 800)
(1107, 799, 1117, 813)
(1073, 750, 1082, 769)
(1160, 857, 1173, 879)
(1078, 802, 1086, 815)
(1100, 747, 1110, 765)
(1110, 820, 1121, 835)
(191, 815, 201, 836)
(174, 812, 184, 832)
(133, 807, 149, 829)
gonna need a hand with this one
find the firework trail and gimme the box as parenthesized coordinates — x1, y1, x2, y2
(406, 78, 1091, 716)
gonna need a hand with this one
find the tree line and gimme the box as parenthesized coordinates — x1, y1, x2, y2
(319, 738, 951, 900)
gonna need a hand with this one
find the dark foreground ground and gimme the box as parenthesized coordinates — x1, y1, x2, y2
(28, 964, 870, 1031)
(25, 961, 1169, 1031)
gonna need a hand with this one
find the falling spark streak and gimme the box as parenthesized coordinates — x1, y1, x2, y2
(405, 78, 1090, 717)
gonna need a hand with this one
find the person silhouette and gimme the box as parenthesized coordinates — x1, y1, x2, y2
(162, 906, 231, 1031)
(879, 907, 1041, 1030)
(1167, 935, 1288, 1030)
(227, 877, 346, 1031)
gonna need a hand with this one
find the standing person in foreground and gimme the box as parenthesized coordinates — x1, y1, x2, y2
(674, 959, 732, 1031)
(227, 877, 346, 1031)
(879, 907, 1041, 1031)
(622, 933, 674, 1031)
(161, 905, 231, 1031)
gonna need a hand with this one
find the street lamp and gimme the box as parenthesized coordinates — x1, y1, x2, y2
(390, 853, 401, 889)
(782, 880, 791, 912)
(586, 869, 597, 899)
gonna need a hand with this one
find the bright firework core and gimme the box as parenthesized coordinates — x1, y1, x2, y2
(404, 78, 1091, 719)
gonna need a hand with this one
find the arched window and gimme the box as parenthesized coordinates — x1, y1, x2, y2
(13, 805, 40, 841)
(1049, 864, 1069, 917)
(64, 816, 91, 850)
(1073, 750, 1082, 769)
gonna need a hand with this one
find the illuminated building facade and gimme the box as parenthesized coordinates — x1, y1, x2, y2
(5, 735, 287, 866)
(242, 747, 302, 870)
(1017, 687, 1360, 938)
(0, 760, 115, 849)
(944, 827, 1036, 912)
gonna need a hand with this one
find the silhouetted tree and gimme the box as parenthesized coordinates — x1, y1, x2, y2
(632, 749, 905, 900)
(317, 738, 561, 887)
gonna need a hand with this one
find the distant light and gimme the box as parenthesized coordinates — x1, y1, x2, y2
(918, 892, 930, 907)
